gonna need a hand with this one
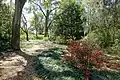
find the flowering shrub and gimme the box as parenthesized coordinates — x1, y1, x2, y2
(63, 41, 103, 80)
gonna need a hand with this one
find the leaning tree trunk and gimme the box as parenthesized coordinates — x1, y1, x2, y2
(25, 31, 29, 41)
(11, 0, 26, 50)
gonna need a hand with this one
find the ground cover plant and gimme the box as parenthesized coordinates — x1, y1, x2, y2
(35, 45, 120, 80)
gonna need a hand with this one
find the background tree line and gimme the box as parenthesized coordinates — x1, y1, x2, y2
(0, 0, 120, 54)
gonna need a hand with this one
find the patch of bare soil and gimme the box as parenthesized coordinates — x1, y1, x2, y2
(0, 51, 42, 80)
(0, 41, 64, 80)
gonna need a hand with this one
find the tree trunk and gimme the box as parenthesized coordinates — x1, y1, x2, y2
(35, 27, 38, 38)
(34, 12, 38, 38)
(44, 10, 49, 37)
(11, 0, 26, 50)
(25, 31, 29, 41)
(44, 26, 48, 37)
(36, 31, 38, 38)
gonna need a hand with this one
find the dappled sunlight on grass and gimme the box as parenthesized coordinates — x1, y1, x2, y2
(20, 40, 66, 56)
(35, 47, 120, 80)
(36, 48, 84, 80)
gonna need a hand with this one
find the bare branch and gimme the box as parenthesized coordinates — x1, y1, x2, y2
(49, 7, 59, 14)
(31, 1, 46, 17)
(22, 13, 27, 23)
(20, 25, 27, 33)
(21, 13, 28, 32)
(47, 19, 53, 28)
(47, 11, 62, 28)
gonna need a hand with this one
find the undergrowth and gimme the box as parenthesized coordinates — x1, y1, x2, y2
(35, 47, 120, 80)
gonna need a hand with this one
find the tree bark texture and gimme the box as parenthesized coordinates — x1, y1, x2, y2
(11, 0, 26, 50)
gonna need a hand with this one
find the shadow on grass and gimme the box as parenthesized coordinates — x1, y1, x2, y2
(35, 47, 84, 80)
(37, 47, 64, 60)
(90, 70, 120, 80)
(35, 58, 84, 80)
(35, 47, 120, 80)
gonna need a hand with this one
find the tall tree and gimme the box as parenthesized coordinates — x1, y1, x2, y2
(30, 11, 44, 38)
(30, 0, 60, 37)
(11, 0, 26, 50)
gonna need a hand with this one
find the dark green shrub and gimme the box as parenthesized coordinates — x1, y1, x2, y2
(50, 2, 84, 42)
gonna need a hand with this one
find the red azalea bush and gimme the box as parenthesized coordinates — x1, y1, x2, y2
(63, 40, 103, 80)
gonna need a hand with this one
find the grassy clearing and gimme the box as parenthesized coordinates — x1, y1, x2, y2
(20, 40, 49, 48)
(20, 34, 49, 41)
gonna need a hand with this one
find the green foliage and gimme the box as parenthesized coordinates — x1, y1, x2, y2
(95, 27, 120, 49)
(20, 33, 44, 41)
(51, 2, 84, 41)
(30, 12, 44, 35)
(43, 37, 49, 41)
(97, 28, 112, 48)
(49, 35, 69, 44)
(82, 27, 120, 54)
(105, 40, 120, 54)
(0, 1, 12, 51)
